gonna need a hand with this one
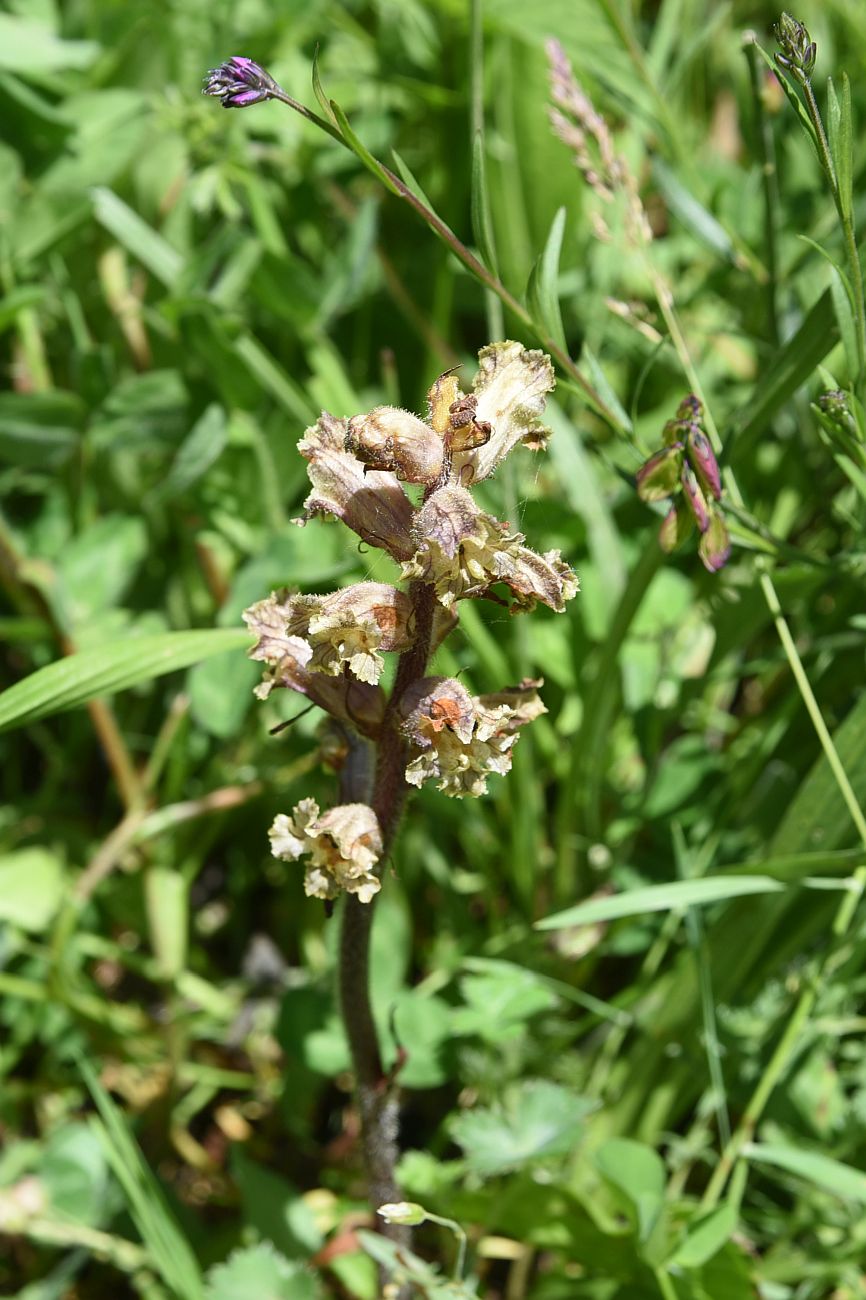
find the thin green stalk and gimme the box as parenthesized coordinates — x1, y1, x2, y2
(745, 37, 781, 346)
(651, 269, 866, 852)
(653, 1264, 679, 1300)
(799, 76, 866, 390)
(587, 906, 681, 1098)
(263, 80, 622, 430)
(700, 838, 866, 1208)
(470, 0, 504, 342)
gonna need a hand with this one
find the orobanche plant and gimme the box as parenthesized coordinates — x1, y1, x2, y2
(241, 341, 577, 1215)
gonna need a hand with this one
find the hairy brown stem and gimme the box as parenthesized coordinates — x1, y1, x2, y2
(337, 581, 436, 1265)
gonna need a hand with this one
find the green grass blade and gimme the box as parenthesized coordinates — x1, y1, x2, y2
(729, 289, 838, 451)
(526, 207, 567, 353)
(0, 629, 251, 732)
(79, 1057, 204, 1299)
(91, 187, 184, 287)
(536, 875, 785, 930)
(745, 1142, 866, 1203)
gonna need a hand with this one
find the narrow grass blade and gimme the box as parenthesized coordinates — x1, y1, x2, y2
(536, 876, 784, 931)
(470, 131, 498, 275)
(0, 629, 252, 732)
(526, 207, 567, 353)
(79, 1057, 204, 1299)
(729, 290, 837, 451)
(329, 101, 400, 197)
(311, 44, 338, 127)
(745, 1142, 866, 1203)
(91, 187, 184, 287)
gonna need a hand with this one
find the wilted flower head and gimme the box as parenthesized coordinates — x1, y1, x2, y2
(773, 13, 816, 79)
(203, 57, 280, 108)
(270, 799, 383, 903)
(402, 485, 577, 612)
(241, 341, 576, 902)
(244, 583, 414, 687)
(400, 677, 546, 798)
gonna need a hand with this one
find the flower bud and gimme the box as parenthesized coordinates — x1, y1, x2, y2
(635, 445, 683, 503)
(378, 1202, 428, 1226)
(203, 56, 279, 108)
(681, 464, 710, 532)
(345, 406, 445, 485)
(774, 13, 816, 78)
(685, 427, 721, 500)
(698, 508, 731, 573)
(676, 393, 702, 423)
(657, 502, 693, 554)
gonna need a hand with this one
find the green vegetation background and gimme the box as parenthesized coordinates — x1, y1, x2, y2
(2, 0, 866, 1296)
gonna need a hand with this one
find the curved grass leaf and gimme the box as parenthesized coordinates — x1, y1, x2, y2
(536, 875, 784, 931)
(527, 207, 567, 353)
(745, 1142, 866, 1203)
(728, 289, 838, 451)
(0, 629, 252, 732)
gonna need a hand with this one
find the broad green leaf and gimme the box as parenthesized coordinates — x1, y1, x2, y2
(450, 1080, 592, 1175)
(0, 629, 252, 732)
(451, 967, 557, 1042)
(54, 515, 148, 628)
(40, 1124, 111, 1229)
(187, 650, 258, 740)
(0, 16, 99, 71)
(0, 848, 65, 932)
(669, 1204, 737, 1268)
(595, 1137, 665, 1242)
(231, 1152, 323, 1261)
(536, 876, 784, 930)
(745, 1142, 866, 1202)
(206, 1244, 320, 1300)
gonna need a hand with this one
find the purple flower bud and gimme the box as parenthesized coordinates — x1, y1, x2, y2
(203, 56, 279, 109)
(635, 445, 683, 503)
(658, 502, 693, 554)
(686, 427, 721, 500)
(698, 508, 731, 573)
(681, 464, 710, 532)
